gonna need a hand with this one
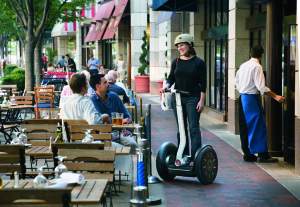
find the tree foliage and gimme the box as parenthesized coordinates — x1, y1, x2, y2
(0, 0, 93, 90)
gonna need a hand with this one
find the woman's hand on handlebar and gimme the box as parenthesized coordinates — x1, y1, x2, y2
(196, 100, 204, 113)
(159, 83, 170, 93)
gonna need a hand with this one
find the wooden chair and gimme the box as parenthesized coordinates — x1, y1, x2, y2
(69, 124, 113, 147)
(51, 143, 105, 168)
(20, 124, 57, 170)
(58, 148, 115, 207)
(23, 118, 62, 125)
(0, 188, 71, 206)
(34, 85, 54, 119)
(62, 119, 88, 143)
(0, 84, 18, 97)
(0, 145, 26, 180)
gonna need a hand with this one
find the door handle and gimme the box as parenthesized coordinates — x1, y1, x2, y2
(282, 86, 287, 111)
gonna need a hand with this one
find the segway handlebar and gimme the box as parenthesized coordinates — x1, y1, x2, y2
(165, 89, 191, 96)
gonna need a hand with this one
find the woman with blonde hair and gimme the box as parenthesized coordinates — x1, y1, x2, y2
(116, 55, 125, 82)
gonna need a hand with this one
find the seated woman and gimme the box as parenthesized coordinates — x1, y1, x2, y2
(47, 63, 55, 72)
(56, 63, 64, 72)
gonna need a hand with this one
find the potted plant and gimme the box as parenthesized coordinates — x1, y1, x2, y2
(135, 30, 149, 93)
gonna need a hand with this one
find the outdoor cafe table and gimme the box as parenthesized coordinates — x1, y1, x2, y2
(1, 179, 108, 205)
(25, 145, 131, 156)
(0, 105, 34, 110)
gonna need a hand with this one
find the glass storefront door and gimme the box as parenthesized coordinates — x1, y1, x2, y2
(283, 16, 296, 164)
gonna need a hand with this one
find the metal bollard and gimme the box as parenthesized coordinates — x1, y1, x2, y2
(130, 186, 148, 207)
(135, 136, 161, 205)
(145, 104, 161, 184)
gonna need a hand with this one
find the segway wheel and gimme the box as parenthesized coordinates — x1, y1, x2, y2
(195, 146, 218, 184)
(156, 142, 177, 181)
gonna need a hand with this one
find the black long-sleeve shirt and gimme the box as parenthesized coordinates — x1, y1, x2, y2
(166, 56, 207, 97)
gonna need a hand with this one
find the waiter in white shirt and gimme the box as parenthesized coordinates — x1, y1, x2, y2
(234, 45, 285, 163)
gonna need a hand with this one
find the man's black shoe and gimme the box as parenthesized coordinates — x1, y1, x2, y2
(243, 154, 257, 162)
(257, 157, 279, 163)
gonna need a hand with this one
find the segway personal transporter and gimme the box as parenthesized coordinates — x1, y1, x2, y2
(156, 89, 218, 184)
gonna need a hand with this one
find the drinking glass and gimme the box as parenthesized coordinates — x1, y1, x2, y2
(10, 132, 22, 145)
(54, 156, 68, 181)
(19, 128, 27, 144)
(40, 110, 49, 119)
(33, 166, 48, 188)
(51, 111, 58, 119)
(111, 112, 117, 125)
(82, 129, 94, 143)
(117, 113, 124, 126)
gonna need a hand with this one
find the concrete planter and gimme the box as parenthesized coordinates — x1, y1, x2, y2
(134, 75, 149, 93)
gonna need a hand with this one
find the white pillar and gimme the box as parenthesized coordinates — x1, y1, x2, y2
(130, 0, 147, 89)
(227, 0, 250, 134)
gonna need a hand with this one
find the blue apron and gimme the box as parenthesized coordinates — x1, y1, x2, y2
(240, 94, 268, 154)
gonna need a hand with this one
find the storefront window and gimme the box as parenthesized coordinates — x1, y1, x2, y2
(204, 0, 228, 112)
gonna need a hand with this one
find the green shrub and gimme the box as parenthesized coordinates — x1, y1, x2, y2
(12, 68, 25, 75)
(138, 30, 149, 75)
(4, 65, 18, 75)
(1, 73, 25, 92)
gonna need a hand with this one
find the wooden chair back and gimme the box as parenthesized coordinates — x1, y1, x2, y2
(51, 143, 104, 167)
(34, 86, 54, 119)
(0, 188, 71, 206)
(62, 119, 88, 143)
(0, 84, 18, 97)
(9, 95, 33, 105)
(0, 145, 26, 179)
(69, 124, 112, 147)
(58, 149, 115, 182)
(23, 119, 62, 125)
(20, 124, 57, 145)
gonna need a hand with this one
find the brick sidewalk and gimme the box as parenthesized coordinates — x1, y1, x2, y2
(142, 96, 300, 207)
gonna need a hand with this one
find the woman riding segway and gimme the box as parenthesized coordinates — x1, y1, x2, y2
(158, 34, 218, 184)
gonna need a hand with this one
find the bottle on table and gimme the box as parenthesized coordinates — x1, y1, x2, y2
(54, 122, 65, 143)
(14, 171, 19, 188)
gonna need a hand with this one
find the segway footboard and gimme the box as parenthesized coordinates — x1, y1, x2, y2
(194, 145, 218, 184)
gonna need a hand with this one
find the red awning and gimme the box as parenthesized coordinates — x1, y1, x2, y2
(84, 0, 115, 42)
(102, 0, 128, 40)
(84, 23, 96, 43)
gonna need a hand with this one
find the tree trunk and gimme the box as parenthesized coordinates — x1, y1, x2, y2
(24, 41, 35, 91)
(35, 35, 43, 86)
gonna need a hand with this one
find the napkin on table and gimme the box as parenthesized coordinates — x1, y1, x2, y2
(60, 172, 85, 184)
(45, 182, 68, 188)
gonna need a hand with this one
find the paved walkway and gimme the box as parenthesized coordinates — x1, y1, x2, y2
(139, 94, 300, 207)
(1, 94, 300, 207)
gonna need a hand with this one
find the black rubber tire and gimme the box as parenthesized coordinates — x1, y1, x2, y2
(195, 146, 218, 184)
(156, 142, 177, 181)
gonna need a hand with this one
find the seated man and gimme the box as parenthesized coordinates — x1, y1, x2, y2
(60, 73, 110, 124)
(89, 74, 138, 154)
(108, 70, 126, 91)
(105, 74, 129, 103)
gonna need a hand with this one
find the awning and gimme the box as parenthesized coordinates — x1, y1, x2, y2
(152, 0, 198, 12)
(84, 0, 115, 42)
(102, 0, 128, 40)
(155, 11, 175, 24)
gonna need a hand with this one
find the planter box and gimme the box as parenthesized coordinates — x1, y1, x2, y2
(135, 76, 149, 93)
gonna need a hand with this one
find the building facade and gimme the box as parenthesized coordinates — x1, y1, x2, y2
(51, 0, 300, 175)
